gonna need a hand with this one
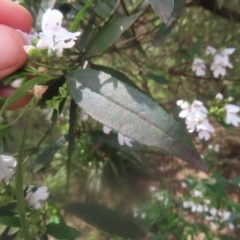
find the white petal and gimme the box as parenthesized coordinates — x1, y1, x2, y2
(179, 109, 190, 118)
(225, 104, 240, 113)
(55, 28, 81, 42)
(206, 46, 217, 55)
(1, 155, 17, 168)
(215, 93, 223, 100)
(124, 136, 133, 147)
(103, 126, 112, 134)
(11, 78, 23, 88)
(42, 9, 63, 33)
(80, 112, 89, 121)
(221, 48, 235, 56)
(118, 133, 125, 146)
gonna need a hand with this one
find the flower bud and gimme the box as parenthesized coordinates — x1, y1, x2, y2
(23, 45, 42, 57)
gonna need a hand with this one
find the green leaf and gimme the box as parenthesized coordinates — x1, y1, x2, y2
(0, 216, 21, 227)
(0, 203, 17, 216)
(66, 69, 207, 171)
(149, 0, 174, 24)
(63, 202, 144, 239)
(0, 227, 18, 240)
(84, 12, 142, 58)
(89, 62, 140, 90)
(152, 24, 174, 47)
(66, 100, 77, 192)
(46, 223, 81, 239)
(171, 0, 186, 20)
(91, 131, 145, 151)
(1, 76, 52, 113)
(71, 0, 94, 32)
(146, 73, 170, 85)
(33, 135, 68, 173)
(191, 37, 202, 56)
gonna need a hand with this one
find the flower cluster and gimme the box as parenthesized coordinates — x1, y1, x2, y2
(192, 46, 235, 78)
(177, 100, 215, 141)
(24, 9, 81, 57)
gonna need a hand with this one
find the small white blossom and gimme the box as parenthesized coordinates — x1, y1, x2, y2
(0, 155, 17, 182)
(157, 195, 164, 201)
(25, 186, 49, 209)
(183, 201, 191, 208)
(181, 182, 187, 188)
(102, 126, 134, 147)
(210, 208, 218, 216)
(10, 78, 23, 88)
(208, 47, 235, 78)
(141, 213, 146, 219)
(193, 189, 203, 198)
(103, 125, 112, 134)
(118, 133, 133, 147)
(215, 93, 223, 100)
(208, 144, 220, 153)
(197, 119, 215, 141)
(24, 9, 80, 57)
(149, 186, 156, 192)
(177, 99, 214, 140)
(225, 104, 240, 126)
(192, 57, 206, 76)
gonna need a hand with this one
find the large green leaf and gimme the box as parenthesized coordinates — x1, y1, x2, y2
(33, 135, 68, 173)
(66, 69, 207, 171)
(63, 202, 144, 239)
(149, 0, 174, 23)
(46, 223, 82, 239)
(84, 12, 141, 58)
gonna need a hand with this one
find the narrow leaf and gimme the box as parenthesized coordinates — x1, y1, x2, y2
(152, 24, 174, 47)
(147, 73, 170, 84)
(66, 100, 77, 193)
(71, 0, 94, 32)
(46, 223, 81, 239)
(66, 69, 207, 171)
(33, 135, 68, 173)
(84, 12, 141, 58)
(63, 202, 144, 239)
(0, 216, 21, 227)
(1, 76, 52, 113)
(149, 0, 174, 23)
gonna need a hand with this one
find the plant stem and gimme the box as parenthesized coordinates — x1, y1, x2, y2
(15, 100, 36, 240)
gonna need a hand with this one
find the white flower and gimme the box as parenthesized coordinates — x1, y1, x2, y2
(25, 186, 49, 209)
(157, 195, 164, 201)
(141, 213, 146, 219)
(26, 9, 80, 57)
(215, 93, 223, 100)
(197, 119, 215, 141)
(80, 112, 89, 121)
(208, 144, 220, 153)
(0, 155, 17, 182)
(206, 46, 217, 55)
(223, 211, 231, 221)
(177, 99, 214, 140)
(103, 125, 112, 134)
(192, 57, 206, 76)
(181, 182, 187, 188)
(225, 104, 240, 126)
(209, 47, 235, 78)
(193, 189, 203, 197)
(183, 201, 191, 208)
(149, 186, 156, 192)
(210, 208, 218, 216)
(11, 78, 23, 88)
(118, 133, 133, 147)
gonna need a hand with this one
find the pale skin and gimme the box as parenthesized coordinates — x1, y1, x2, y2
(0, 0, 32, 80)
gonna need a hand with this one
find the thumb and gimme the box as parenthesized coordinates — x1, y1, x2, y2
(0, 25, 27, 80)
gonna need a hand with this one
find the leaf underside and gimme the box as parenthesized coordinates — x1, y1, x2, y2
(66, 69, 207, 172)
